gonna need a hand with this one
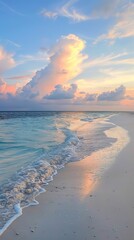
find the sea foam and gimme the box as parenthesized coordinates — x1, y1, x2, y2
(0, 112, 124, 235)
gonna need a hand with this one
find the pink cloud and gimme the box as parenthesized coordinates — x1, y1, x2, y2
(0, 35, 133, 111)
(20, 34, 87, 98)
(0, 47, 17, 95)
(0, 78, 16, 95)
(95, 2, 134, 43)
(0, 46, 15, 73)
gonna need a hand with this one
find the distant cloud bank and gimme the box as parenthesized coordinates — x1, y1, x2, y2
(0, 34, 133, 110)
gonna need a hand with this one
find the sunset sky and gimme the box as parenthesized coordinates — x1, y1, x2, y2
(0, 0, 134, 111)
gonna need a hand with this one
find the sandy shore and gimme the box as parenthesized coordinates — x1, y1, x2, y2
(1, 112, 134, 240)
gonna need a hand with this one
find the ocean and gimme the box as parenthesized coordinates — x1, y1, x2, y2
(0, 111, 129, 235)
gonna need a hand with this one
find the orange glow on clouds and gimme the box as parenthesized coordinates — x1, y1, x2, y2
(0, 78, 16, 95)
(0, 47, 15, 73)
(26, 34, 88, 98)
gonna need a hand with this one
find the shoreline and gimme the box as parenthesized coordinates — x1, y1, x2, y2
(1, 112, 134, 240)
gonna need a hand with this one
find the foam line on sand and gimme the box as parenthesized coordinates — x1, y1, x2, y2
(1, 112, 134, 240)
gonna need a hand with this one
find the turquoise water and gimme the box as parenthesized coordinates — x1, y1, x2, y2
(0, 113, 65, 184)
(0, 111, 116, 234)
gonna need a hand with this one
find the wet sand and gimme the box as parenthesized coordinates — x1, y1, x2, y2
(1, 112, 134, 240)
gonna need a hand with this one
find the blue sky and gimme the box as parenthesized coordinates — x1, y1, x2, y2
(0, 0, 134, 110)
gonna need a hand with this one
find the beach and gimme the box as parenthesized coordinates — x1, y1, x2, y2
(1, 112, 134, 240)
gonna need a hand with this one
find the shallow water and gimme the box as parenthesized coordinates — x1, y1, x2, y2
(0, 111, 121, 234)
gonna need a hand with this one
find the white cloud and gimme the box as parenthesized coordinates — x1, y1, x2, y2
(95, 2, 134, 43)
(41, 0, 89, 22)
(83, 52, 131, 69)
(41, 0, 125, 22)
(20, 34, 87, 98)
(17, 51, 49, 65)
(0, 33, 133, 110)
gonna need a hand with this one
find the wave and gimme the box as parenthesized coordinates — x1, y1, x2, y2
(0, 113, 123, 235)
(0, 127, 80, 234)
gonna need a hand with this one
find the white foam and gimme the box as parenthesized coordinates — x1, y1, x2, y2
(0, 203, 22, 236)
(0, 112, 121, 236)
(94, 118, 130, 178)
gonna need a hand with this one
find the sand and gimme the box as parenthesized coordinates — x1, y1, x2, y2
(1, 112, 134, 240)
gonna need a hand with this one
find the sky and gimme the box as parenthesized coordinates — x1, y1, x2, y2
(0, 0, 134, 111)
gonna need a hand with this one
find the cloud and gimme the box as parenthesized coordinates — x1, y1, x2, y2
(6, 39, 21, 48)
(0, 83, 134, 110)
(79, 91, 86, 94)
(59, 0, 89, 22)
(0, 34, 86, 103)
(41, 0, 89, 22)
(41, 10, 57, 19)
(0, 78, 16, 95)
(6, 74, 34, 81)
(126, 95, 134, 100)
(0, 46, 15, 73)
(97, 85, 126, 101)
(17, 51, 49, 65)
(0, 47, 17, 94)
(91, 0, 122, 19)
(83, 85, 134, 102)
(85, 93, 97, 101)
(95, 2, 134, 43)
(20, 34, 87, 98)
(0, 0, 24, 16)
(41, 0, 124, 22)
(0, 93, 42, 110)
(97, 68, 134, 90)
(0, 78, 8, 94)
(83, 52, 134, 69)
(5, 73, 35, 89)
(0, 33, 133, 110)
(45, 84, 77, 100)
